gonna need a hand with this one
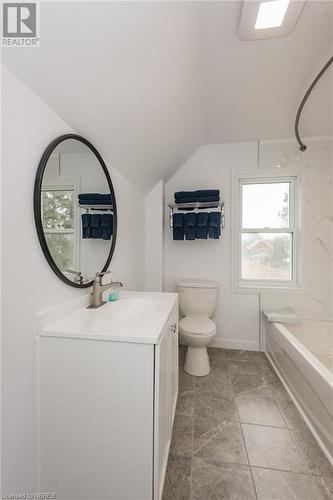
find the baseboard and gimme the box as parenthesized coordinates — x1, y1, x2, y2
(209, 338, 260, 351)
(179, 338, 259, 351)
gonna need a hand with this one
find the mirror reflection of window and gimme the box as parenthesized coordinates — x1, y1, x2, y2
(41, 186, 77, 273)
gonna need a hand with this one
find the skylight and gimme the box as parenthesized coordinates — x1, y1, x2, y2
(255, 0, 290, 30)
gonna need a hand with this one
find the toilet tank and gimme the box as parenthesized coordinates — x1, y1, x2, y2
(176, 279, 219, 318)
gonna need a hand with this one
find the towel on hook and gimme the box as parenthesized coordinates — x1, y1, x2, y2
(172, 213, 184, 240)
(101, 214, 113, 240)
(196, 212, 209, 239)
(208, 212, 221, 239)
(81, 213, 91, 239)
(184, 212, 197, 240)
(91, 214, 102, 238)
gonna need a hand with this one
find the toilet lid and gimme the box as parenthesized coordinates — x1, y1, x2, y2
(179, 316, 216, 335)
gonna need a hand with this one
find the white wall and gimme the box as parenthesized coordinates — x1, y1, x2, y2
(0, 66, 145, 493)
(259, 138, 333, 320)
(164, 143, 260, 350)
(144, 180, 164, 291)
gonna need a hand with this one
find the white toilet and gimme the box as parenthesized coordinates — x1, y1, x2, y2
(177, 279, 219, 376)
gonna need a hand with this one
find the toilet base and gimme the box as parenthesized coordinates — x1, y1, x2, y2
(184, 346, 210, 376)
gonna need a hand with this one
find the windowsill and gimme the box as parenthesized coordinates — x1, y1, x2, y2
(232, 281, 301, 294)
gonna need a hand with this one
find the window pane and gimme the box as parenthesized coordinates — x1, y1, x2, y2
(42, 190, 74, 230)
(45, 233, 74, 272)
(241, 233, 292, 280)
(242, 182, 290, 229)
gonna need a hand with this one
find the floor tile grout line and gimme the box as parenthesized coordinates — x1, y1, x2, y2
(226, 356, 260, 500)
(288, 425, 318, 477)
(238, 420, 289, 430)
(249, 463, 331, 478)
(188, 369, 196, 500)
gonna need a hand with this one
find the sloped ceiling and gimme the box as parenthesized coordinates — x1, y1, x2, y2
(3, 1, 333, 192)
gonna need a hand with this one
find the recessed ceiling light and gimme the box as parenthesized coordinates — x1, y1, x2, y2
(238, 0, 305, 41)
(255, 0, 290, 30)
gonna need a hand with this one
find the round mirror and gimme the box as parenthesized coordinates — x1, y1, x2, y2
(34, 134, 117, 288)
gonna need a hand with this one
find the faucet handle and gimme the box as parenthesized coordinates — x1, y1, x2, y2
(94, 270, 111, 284)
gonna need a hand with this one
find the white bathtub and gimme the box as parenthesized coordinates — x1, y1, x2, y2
(266, 319, 333, 464)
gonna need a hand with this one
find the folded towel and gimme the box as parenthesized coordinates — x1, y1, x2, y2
(91, 214, 102, 238)
(197, 227, 208, 239)
(184, 212, 197, 240)
(209, 227, 220, 239)
(196, 212, 209, 239)
(78, 193, 100, 200)
(81, 213, 91, 239)
(101, 214, 113, 240)
(175, 190, 220, 201)
(208, 212, 221, 239)
(173, 213, 184, 240)
(262, 308, 300, 325)
(208, 211, 221, 228)
(175, 196, 220, 204)
(78, 193, 112, 205)
(197, 212, 209, 227)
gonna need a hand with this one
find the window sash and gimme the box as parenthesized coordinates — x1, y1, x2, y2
(237, 176, 299, 287)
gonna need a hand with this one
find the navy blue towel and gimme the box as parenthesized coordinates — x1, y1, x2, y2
(91, 214, 102, 238)
(184, 212, 197, 240)
(81, 213, 91, 239)
(196, 212, 209, 239)
(101, 214, 113, 240)
(176, 196, 220, 205)
(208, 212, 221, 239)
(172, 213, 184, 240)
(175, 190, 219, 201)
(78, 193, 112, 205)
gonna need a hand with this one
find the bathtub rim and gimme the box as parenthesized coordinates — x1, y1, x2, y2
(266, 320, 333, 467)
(272, 321, 333, 388)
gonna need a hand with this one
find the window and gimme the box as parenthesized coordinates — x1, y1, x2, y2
(235, 176, 299, 289)
(41, 185, 77, 272)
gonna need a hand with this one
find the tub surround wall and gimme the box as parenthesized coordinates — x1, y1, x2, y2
(164, 143, 260, 350)
(259, 139, 333, 321)
(1, 67, 145, 493)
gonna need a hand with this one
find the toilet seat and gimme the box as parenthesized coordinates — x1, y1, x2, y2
(179, 316, 216, 336)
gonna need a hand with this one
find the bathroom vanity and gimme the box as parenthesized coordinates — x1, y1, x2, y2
(37, 291, 178, 500)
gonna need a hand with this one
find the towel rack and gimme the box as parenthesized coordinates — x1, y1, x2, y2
(78, 203, 114, 212)
(168, 201, 225, 230)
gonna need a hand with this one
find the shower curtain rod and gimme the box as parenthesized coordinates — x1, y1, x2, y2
(295, 55, 333, 151)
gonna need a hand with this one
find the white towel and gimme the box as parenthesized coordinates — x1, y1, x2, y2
(262, 307, 300, 325)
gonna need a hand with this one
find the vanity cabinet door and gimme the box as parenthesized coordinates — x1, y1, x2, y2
(154, 304, 179, 500)
(154, 325, 170, 500)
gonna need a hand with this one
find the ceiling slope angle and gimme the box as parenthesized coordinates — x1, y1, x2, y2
(2, 1, 333, 192)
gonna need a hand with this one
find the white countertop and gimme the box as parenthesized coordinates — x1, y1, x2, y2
(38, 291, 178, 344)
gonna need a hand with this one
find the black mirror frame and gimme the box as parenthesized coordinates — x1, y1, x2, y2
(33, 134, 118, 289)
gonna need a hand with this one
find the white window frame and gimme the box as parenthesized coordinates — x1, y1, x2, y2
(232, 170, 301, 292)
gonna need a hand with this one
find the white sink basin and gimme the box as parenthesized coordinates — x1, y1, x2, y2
(38, 291, 178, 344)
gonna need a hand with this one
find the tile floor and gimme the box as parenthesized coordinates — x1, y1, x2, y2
(163, 347, 333, 500)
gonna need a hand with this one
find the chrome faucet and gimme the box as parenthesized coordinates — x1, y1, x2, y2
(88, 271, 123, 309)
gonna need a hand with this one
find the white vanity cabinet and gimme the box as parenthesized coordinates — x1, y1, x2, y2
(37, 292, 178, 500)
